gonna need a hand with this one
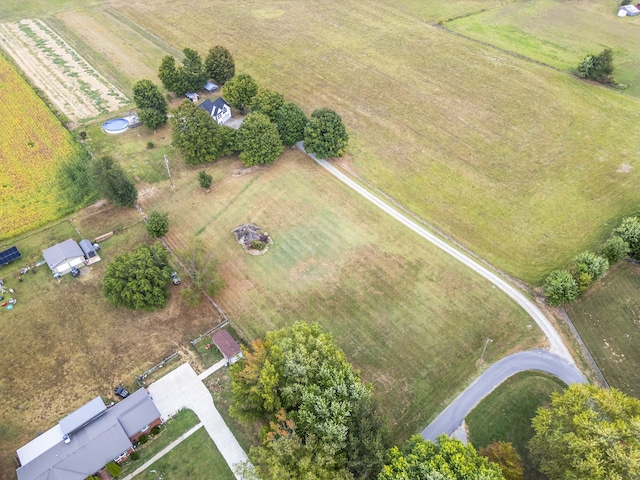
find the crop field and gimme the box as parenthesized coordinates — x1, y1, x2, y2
(108, 0, 640, 284)
(565, 262, 640, 398)
(447, 0, 640, 98)
(141, 150, 541, 440)
(0, 18, 129, 121)
(0, 54, 77, 241)
(0, 206, 223, 479)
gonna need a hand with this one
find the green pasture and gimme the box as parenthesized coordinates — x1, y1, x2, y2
(565, 262, 640, 398)
(108, 0, 640, 284)
(144, 149, 540, 440)
(447, 0, 640, 97)
(466, 371, 567, 479)
(140, 427, 235, 480)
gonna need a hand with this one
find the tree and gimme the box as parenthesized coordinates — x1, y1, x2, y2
(529, 384, 640, 480)
(103, 243, 171, 311)
(133, 79, 168, 130)
(205, 45, 235, 85)
(236, 112, 283, 167)
(56, 145, 97, 208)
(146, 210, 169, 238)
(179, 238, 222, 302)
(181, 48, 208, 93)
(230, 322, 387, 479)
(158, 55, 180, 93)
(378, 434, 505, 480)
(478, 441, 524, 480)
(251, 88, 285, 123)
(574, 251, 608, 281)
(542, 270, 579, 307)
(601, 235, 630, 265)
(577, 48, 614, 82)
(276, 101, 307, 147)
(222, 73, 258, 112)
(303, 108, 349, 158)
(614, 216, 640, 259)
(198, 170, 213, 189)
(171, 100, 226, 164)
(92, 156, 138, 207)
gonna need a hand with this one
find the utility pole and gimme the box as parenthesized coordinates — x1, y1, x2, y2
(164, 155, 174, 188)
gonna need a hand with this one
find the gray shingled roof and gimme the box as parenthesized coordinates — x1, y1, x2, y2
(16, 389, 160, 480)
(42, 239, 84, 270)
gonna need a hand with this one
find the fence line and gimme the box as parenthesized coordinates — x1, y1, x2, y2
(558, 307, 609, 388)
(136, 352, 180, 388)
(190, 320, 230, 346)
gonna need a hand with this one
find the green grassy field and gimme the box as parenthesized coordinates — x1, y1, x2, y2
(140, 427, 235, 480)
(141, 149, 541, 440)
(466, 371, 567, 480)
(564, 261, 640, 397)
(104, 0, 640, 284)
(447, 0, 640, 97)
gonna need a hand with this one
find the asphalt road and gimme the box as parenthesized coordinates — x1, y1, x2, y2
(421, 350, 586, 440)
(299, 145, 574, 364)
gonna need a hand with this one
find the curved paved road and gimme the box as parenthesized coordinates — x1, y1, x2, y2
(421, 350, 586, 440)
(299, 145, 574, 364)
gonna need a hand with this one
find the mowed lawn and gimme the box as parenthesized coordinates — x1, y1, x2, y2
(447, 0, 640, 98)
(99, 0, 640, 285)
(564, 262, 640, 398)
(0, 207, 222, 480)
(139, 149, 541, 439)
(466, 371, 567, 480)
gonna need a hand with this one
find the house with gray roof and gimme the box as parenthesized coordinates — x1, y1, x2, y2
(16, 389, 161, 480)
(42, 239, 85, 275)
(198, 97, 232, 125)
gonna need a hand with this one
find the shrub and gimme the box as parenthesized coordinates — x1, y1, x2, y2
(129, 451, 140, 461)
(602, 235, 630, 265)
(150, 425, 161, 436)
(543, 270, 579, 307)
(250, 240, 266, 250)
(138, 434, 149, 445)
(198, 170, 213, 189)
(146, 211, 169, 238)
(147, 141, 155, 149)
(106, 461, 121, 476)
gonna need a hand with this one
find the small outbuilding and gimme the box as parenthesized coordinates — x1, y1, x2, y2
(198, 97, 232, 125)
(203, 82, 219, 93)
(42, 239, 85, 276)
(212, 330, 243, 366)
(618, 4, 640, 16)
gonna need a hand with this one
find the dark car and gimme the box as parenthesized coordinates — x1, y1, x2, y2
(114, 385, 130, 399)
(70, 267, 80, 277)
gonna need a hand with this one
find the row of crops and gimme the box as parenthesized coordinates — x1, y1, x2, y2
(0, 54, 77, 241)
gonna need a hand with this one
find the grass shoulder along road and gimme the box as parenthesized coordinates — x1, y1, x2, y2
(466, 371, 567, 480)
(564, 261, 640, 398)
(140, 148, 542, 442)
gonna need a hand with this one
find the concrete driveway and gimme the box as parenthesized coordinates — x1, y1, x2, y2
(148, 363, 250, 479)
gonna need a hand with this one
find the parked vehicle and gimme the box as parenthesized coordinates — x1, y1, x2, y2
(171, 271, 181, 285)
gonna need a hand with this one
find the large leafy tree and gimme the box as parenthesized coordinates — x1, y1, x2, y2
(171, 100, 228, 164)
(378, 434, 505, 480)
(601, 235, 630, 265)
(542, 270, 579, 307)
(614, 216, 640, 259)
(92, 156, 138, 207)
(574, 251, 608, 282)
(276, 101, 307, 147)
(236, 113, 283, 167)
(222, 73, 258, 112)
(158, 49, 207, 95)
(132, 79, 168, 130)
(529, 384, 640, 480)
(230, 322, 388, 479)
(179, 237, 222, 304)
(303, 108, 349, 158)
(146, 211, 169, 238)
(158, 55, 181, 94)
(478, 441, 524, 480)
(205, 45, 235, 85)
(577, 48, 614, 82)
(103, 243, 172, 311)
(251, 88, 285, 123)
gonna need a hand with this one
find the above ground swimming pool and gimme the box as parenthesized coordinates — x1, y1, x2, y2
(102, 118, 129, 134)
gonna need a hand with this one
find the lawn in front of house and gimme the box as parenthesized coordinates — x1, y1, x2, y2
(139, 427, 235, 480)
(466, 371, 567, 480)
(564, 261, 640, 397)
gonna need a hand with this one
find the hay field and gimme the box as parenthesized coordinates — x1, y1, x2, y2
(108, 0, 640, 284)
(447, 0, 640, 98)
(141, 150, 541, 439)
(0, 54, 77, 240)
